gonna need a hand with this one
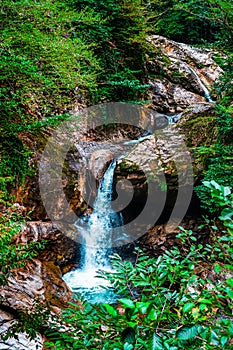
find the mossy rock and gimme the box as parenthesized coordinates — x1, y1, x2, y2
(180, 115, 218, 148)
(178, 104, 218, 178)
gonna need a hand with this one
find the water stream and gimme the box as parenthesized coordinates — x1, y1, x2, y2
(189, 67, 215, 103)
(63, 159, 123, 303)
(123, 132, 152, 145)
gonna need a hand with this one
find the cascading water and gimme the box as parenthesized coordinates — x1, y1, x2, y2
(80, 159, 124, 269)
(165, 113, 182, 125)
(63, 159, 123, 303)
(189, 67, 215, 103)
(123, 132, 152, 145)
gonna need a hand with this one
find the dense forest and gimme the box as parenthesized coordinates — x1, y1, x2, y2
(0, 0, 233, 349)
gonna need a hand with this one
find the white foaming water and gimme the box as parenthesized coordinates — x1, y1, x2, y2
(189, 67, 215, 103)
(63, 160, 122, 303)
(63, 267, 115, 304)
(166, 113, 182, 125)
(64, 268, 111, 289)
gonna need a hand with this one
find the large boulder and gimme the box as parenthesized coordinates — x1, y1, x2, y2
(0, 259, 72, 313)
(149, 78, 206, 113)
(0, 258, 72, 349)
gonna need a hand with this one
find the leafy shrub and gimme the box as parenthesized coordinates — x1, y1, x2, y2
(195, 54, 233, 211)
(71, 0, 151, 103)
(45, 248, 233, 348)
(149, 0, 233, 46)
(0, 0, 102, 202)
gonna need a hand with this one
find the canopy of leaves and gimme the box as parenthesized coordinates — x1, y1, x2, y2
(149, 0, 233, 46)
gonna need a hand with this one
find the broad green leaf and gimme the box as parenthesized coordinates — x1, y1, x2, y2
(149, 333, 163, 350)
(214, 264, 222, 273)
(183, 302, 195, 313)
(203, 181, 212, 189)
(226, 278, 233, 288)
(103, 304, 117, 317)
(221, 336, 228, 346)
(119, 298, 135, 309)
(199, 303, 207, 311)
(158, 271, 167, 280)
(135, 281, 149, 286)
(219, 208, 233, 221)
(124, 343, 133, 350)
(147, 307, 157, 321)
(198, 299, 213, 305)
(227, 289, 233, 298)
(177, 325, 198, 340)
(210, 180, 221, 191)
(137, 301, 151, 314)
(224, 186, 231, 197)
(210, 330, 219, 345)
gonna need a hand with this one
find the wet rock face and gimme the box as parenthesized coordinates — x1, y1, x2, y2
(0, 224, 76, 349)
(13, 149, 87, 222)
(0, 259, 72, 313)
(0, 258, 73, 349)
(147, 35, 223, 112)
(16, 222, 81, 272)
(149, 78, 206, 113)
(115, 127, 193, 227)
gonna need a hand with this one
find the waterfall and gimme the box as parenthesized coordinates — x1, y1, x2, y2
(63, 159, 122, 302)
(189, 67, 215, 103)
(80, 159, 123, 269)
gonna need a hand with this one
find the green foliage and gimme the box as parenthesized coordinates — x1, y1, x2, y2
(0, 213, 46, 285)
(213, 53, 233, 102)
(149, 0, 233, 46)
(45, 246, 233, 348)
(0, 2, 100, 123)
(203, 180, 233, 235)
(195, 54, 233, 211)
(70, 0, 151, 103)
(195, 145, 233, 211)
(0, 0, 102, 201)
